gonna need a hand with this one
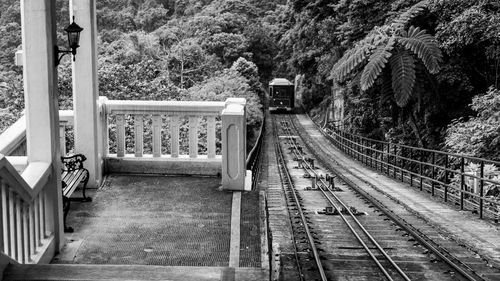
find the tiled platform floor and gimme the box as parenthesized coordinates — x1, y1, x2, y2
(53, 175, 233, 267)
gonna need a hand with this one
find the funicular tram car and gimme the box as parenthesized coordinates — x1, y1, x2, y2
(269, 78, 294, 112)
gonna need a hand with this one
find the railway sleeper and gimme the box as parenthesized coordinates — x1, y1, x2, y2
(318, 206, 366, 216)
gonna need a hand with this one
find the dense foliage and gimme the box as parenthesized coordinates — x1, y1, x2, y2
(276, 0, 500, 159)
(0, 0, 285, 151)
(445, 87, 500, 161)
(1, 0, 499, 161)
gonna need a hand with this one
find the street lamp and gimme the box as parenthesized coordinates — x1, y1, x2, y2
(55, 16, 83, 66)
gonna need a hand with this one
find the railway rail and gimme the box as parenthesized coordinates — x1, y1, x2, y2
(271, 113, 489, 281)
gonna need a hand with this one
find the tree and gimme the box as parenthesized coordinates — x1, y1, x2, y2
(169, 38, 221, 88)
(201, 32, 250, 66)
(186, 69, 263, 136)
(230, 57, 263, 97)
(134, 0, 170, 32)
(331, 1, 442, 107)
(445, 87, 500, 161)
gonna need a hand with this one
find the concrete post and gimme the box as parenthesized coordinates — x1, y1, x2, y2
(97, 96, 108, 175)
(222, 98, 247, 191)
(20, 0, 64, 249)
(70, 0, 101, 188)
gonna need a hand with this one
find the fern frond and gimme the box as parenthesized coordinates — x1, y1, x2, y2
(392, 0, 428, 29)
(330, 43, 371, 82)
(360, 37, 395, 91)
(390, 51, 416, 107)
(379, 72, 394, 106)
(397, 26, 442, 73)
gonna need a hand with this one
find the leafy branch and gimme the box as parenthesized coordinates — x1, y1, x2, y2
(330, 0, 442, 107)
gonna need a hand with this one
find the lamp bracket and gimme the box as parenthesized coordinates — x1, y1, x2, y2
(54, 46, 74, 66)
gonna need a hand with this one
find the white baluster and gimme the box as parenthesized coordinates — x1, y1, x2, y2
(189, 116, 199, 158)
(170, 115, 180, 158)
(9, 190, 16, 259)
(207, 116, 216, 158)
(152, 115, 161, 157)
(1, 180, 8, 254)
(29, 204, 35, 256)
(59, 125, 66, 156)
(116, 114, 126, 157)
(15, 195, 22, 262)
(23, 205, 29, 262)
(39, 192, 45, 238)
(134, 115, 143, 157)
(34, 196, 40, 246)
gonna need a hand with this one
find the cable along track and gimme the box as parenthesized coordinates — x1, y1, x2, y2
(272, 114, 484, 281)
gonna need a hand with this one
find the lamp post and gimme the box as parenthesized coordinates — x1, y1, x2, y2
(55, 16, 83, 66)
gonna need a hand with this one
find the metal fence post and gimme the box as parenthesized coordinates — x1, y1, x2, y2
(419, 151, 424, 191)
(460, 157, 465, 210)
(480, 161, 484, 219)
(393, 145, 397, 178)
(410, 149, 413, 187)
(386, 143, 390, 175)
(431, 152, 436, 196)
(401, 146, 404, 182)
(444, 154, 448, 202)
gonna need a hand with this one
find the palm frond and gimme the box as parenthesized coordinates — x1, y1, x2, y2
(330, 43, 371, 82)
(360, 37, 395, 91)
(392, 0, 428, 29)
(390, 51, 416, 107)
(397, 26, 442, 73)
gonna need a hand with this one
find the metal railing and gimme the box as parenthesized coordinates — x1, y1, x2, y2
(324, 125, 500, 220)
(246, 115, 265, 191)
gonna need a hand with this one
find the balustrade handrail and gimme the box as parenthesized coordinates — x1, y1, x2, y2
(0, 111, 74, 158)
(104, 100, 226, 115)
(0, 156, 51, 203)
(0, 116, 26, 156)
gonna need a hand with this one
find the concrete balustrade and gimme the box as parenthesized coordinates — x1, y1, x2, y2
(1, 98, 249, 190)
(0, 112, 74, 173)
(0, 155, 54, 265)
(100, 98, 246, 183)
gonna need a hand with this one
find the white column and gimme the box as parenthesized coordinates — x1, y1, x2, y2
(20, 0, 64, 249)
(70, 0, 101, 188)
(221, 98, 247, 191)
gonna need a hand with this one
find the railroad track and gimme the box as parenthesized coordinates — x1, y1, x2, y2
(272, 114, 487, 281)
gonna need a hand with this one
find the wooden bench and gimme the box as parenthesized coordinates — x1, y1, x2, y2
(61, 154, 91, 233)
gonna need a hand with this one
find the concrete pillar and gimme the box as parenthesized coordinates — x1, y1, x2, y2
(97, 97, 108, 175)
(20, 0, 64, 249)
(70, 0, 101, 187)
(222, 98, 247, 191)
(332, 83, 345, 129)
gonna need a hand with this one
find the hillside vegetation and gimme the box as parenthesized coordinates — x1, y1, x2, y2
(0, 0, 287, 151)
(0, 0, 499, 160)
(276, 0, 499, 160)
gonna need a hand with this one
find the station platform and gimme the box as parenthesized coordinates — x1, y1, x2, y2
(43, 174, 266, 280)
(294, 114, 500, 270)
